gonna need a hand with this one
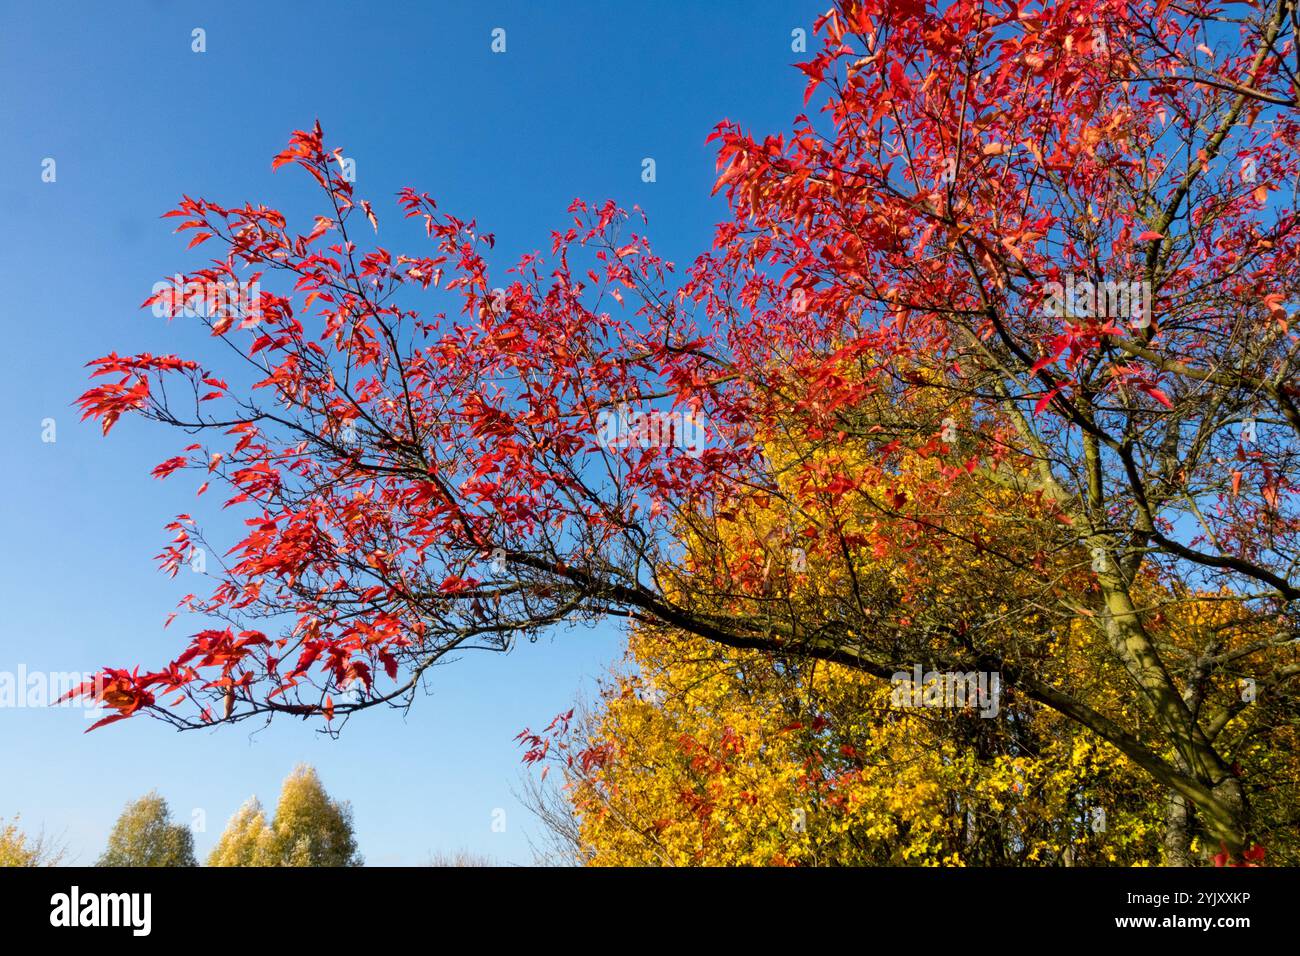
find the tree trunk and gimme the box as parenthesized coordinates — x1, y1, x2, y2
(1163, 790, 1192, 866)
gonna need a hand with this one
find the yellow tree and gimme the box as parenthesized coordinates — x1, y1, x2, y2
(96, 792, 196, 867)
(0, 817, 64, 867)
(210, 766, 362, 867)
(552, 629, 1165, 866)
(267, 765, 362, 867)
(206, 797, 274, 867)
(525, 423, 1297, 865)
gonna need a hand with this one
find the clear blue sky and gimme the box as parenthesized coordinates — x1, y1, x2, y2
(0, 0, 812, 864)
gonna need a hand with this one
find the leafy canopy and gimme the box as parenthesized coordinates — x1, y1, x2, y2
(71, 0, 1300, 861)
(97, 792, 197, 868)
(208, 765, 361, 867)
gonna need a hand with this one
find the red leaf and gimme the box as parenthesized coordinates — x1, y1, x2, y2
(84, 712, 133, 733)
(1142, 384, 1173, 408)
(151, 456, 188, 480)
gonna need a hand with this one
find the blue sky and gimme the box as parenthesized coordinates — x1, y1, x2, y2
(0, 1, 813, 864)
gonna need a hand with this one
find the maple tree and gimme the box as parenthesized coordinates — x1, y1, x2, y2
(536, 632, 1165, 866)
(526, 427, 1298, 865)
(73, 0, 1299, 862)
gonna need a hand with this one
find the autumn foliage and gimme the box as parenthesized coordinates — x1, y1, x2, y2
(207, 765, 361, 867)
(74, 0, 1299, 864)
(523, 431, 1299, 865)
